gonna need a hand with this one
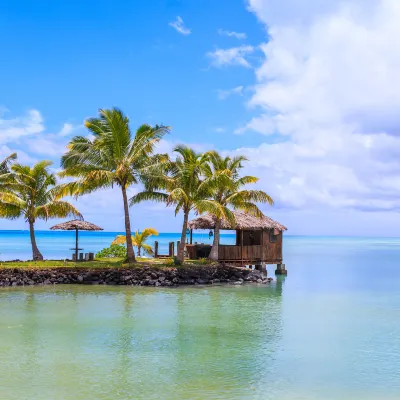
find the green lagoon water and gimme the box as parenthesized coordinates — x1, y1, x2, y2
(0, 236, 399, 399)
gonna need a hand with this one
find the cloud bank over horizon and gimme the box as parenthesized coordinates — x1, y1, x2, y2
(237, 0, 400, 217)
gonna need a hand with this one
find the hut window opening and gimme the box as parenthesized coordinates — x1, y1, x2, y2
(269, 231, 278, 243)
(241, 230, 261, 246)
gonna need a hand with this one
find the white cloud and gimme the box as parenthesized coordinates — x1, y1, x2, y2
(207, 45, 254, 68)
(217, 29, 247, 40)
(0, 109, 44, 144)
(0, 109, 82, 159)
(58, 123, 73, 136)
(237, 0, 400, 212)
(0, 145, 36, 164)
(169, 16, 191, 35)
(217, 86, 244, 100)
(26, 135, 68, 157)
(214, 127, 226, 133)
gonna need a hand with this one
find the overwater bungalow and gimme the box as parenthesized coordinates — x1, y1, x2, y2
(187, 211, 288, 274)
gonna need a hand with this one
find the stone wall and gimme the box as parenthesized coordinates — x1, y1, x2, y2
(0, 265, 272, 287)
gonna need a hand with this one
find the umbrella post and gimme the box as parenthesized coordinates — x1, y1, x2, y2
(75, 228, 79, 262)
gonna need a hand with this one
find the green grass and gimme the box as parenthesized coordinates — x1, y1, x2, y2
(0, 257, 216, 269)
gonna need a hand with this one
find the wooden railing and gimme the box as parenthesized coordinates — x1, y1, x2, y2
(218, 245, 263, 261)
(218, 244, 282, 263)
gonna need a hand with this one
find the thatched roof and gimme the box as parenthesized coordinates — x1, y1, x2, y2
(50, 220, 103, 231)
(188, 211, 287, 231)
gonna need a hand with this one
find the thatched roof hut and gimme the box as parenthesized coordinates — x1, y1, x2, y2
(188, 211, 287, 231)
(50, 220, 103, 231)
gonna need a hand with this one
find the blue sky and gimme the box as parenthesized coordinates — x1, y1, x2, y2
(2, 0, 400, 236)
(1, 0, 267, 149)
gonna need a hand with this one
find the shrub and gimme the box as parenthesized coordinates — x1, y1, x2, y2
(96, 244, 127, 259)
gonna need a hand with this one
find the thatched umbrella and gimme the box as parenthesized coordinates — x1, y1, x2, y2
(50, 220, 103, 261)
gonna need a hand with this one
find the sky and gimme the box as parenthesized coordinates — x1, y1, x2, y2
(1, 0, 400, 236)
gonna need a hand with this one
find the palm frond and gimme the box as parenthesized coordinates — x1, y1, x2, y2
(129, 191, 168, 206)
(141, 244, 154, 256)
(0, 153, 17, 175)
(35, 201, 82, 221)
(112, 235, 127, 245)
(141, 228, 159, 238)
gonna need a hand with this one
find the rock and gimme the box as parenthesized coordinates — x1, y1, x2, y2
(233, 281, 243, 285)
(158, 276, 166, 282)
(256, 279, 263, 283)
(77, 275, 84, 282)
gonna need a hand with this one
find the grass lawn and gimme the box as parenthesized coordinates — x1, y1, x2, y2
(0, 257, 212, 269)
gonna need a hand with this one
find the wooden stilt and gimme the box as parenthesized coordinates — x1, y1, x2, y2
(154, 241, 159, 258)
(275, 263, 287, 275)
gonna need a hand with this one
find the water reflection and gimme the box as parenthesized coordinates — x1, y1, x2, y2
(0, 284, 284, 400)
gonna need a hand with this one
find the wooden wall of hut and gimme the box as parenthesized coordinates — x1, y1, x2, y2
(222, 228, 283, 264)
(262, 230, 283, 263)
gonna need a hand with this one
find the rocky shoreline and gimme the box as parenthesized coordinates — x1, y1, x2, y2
(0, 265, 272, 288)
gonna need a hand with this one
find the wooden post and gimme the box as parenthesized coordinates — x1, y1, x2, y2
(190, 229, 193, 245)
(275, 263, 287, 275)
(261, 230, 265, 264)
(240, 229, 244, 267)
(154, 241, 159, 258)
(168, 242, 175, 257)
(75, 228, 79, 263)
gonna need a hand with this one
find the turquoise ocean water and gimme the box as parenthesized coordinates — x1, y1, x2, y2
(0, 230, 231, 260)
(0, 234, 399, 399)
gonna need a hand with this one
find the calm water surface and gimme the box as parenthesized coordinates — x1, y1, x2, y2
(0, 236, 399, 399)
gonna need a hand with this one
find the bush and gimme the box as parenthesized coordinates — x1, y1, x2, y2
(96, 244, 127, 259)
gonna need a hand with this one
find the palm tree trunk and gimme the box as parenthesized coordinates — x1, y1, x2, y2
(121, 185, 136, 264)
(209, 218, 221, 261)
(178, 210, 189, 263)
(137, 246, 141, 257)
(29, 220, 43, 261)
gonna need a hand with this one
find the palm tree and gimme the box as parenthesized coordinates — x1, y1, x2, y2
(131, 146, 210, 263)
(0, 153, 17, 178)
(60, 108, 169, 264)
(201, 152, 274, 261)
(112, 228, 158, 257)
(0, 160, 82, 260)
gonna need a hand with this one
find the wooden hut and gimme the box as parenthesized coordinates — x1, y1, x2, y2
(187, 211, 288, 274)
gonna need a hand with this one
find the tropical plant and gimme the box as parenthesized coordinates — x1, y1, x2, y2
(0, 160, 82, 260)
(96, 244, 127, 259)
(201, 152, 274, 261)
(60, 107, 169, 264)
(130, 146, 211, 263)
(112, 227, 158, 257)
(0, 153, 17, 180)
